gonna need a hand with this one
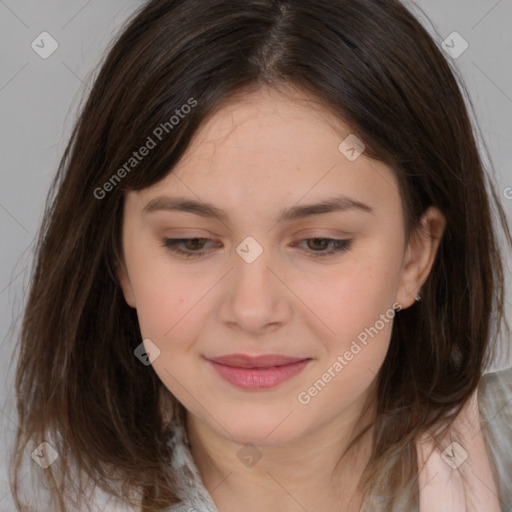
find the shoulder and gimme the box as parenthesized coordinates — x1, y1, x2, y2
(477, 366, 512, 507)
(64, 484, 142, 512)
(416, 367, 512, 512)
(478, 365, 512, 416)
(84, 420, 217, 512)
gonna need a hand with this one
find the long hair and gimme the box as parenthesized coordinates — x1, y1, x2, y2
(10, 0, 512, 510)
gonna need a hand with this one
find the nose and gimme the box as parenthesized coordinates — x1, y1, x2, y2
(219, 247, 292, 334)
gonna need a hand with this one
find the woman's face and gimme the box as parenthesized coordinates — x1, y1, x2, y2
(117, 86, 443, 445)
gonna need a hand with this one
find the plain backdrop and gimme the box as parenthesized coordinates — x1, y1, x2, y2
(1, 1, 511, 510)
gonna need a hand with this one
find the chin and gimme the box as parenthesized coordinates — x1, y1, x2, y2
(214, 408, 309, 447)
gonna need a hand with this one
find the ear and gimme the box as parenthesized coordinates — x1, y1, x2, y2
(116, 260, 137, 308)
(396, 206, 446, 310)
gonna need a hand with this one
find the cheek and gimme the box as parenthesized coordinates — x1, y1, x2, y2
(134, 281, 195, 349)
(296, 293, 394, 419)
(306, 254, 399, 346)
(133, 279, 205, 405)
(298, 245, 400, 395)
(321, 296, 393, 390)
(124, 236, 199, 340)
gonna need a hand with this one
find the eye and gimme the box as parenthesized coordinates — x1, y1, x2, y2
(161, 237, 352, 259)
(292, 238, 352, 258)
(161, 237, 216, 259)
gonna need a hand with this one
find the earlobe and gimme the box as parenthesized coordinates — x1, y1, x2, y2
(396, 207, 446, 309)
(115, 261, 137, 308)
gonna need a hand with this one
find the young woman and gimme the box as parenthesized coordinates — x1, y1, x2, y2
(10, 0, 512, 511)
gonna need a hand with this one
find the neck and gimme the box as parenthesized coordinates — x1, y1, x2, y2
(185, 392, 375, 512)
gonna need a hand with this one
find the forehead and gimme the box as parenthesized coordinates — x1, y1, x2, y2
(180, 85, 353, 163)
(128, 86, 402, 223)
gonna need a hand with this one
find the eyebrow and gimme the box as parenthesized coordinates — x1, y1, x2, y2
(143, 195, 374, 222)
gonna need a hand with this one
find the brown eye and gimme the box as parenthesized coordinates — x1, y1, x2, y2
(307, 238, 330, 251)
(181, 238, 208, 250)
(161, 238, 216, 258)
(294, 238, 352, 258)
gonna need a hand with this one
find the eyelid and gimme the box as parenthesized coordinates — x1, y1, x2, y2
(160, 236, 353, 260)
(292, 228, 355, 238)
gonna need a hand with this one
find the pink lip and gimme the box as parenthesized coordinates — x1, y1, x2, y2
(206, 354, 311, 390)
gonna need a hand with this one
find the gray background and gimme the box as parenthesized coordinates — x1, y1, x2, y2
(0, 1, 511, 510)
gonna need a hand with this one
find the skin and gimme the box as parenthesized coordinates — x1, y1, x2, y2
(116, 85, 446, 511)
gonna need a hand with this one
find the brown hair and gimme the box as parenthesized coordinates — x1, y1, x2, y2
(10, 0, 512, 510)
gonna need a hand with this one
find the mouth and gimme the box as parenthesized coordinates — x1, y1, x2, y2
(205, 354, 312, 390)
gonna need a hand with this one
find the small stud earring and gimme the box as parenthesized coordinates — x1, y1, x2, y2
(415, 294, 422, 302)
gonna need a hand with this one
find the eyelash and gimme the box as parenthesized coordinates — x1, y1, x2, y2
(161, 237, 353, 259)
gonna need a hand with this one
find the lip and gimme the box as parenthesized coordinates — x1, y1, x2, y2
(206, 354, 312, 390)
